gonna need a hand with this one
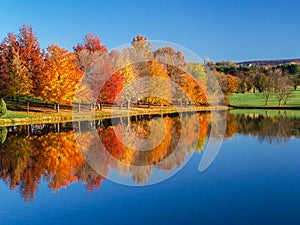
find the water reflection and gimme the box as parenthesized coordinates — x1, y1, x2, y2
(0, 126, 103, 201)
(226, 110, 300, 144)
(76, 113, 209, 185)
(0, 113, 209, 201)
(0, 110, 300, 201)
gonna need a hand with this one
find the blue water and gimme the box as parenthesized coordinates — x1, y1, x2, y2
(1, 134, 299, 225)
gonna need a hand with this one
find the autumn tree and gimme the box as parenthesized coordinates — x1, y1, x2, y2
(0, 32, 34, 104)
(0, 33, 16, 98)
(154, 46, 185, 71)
(272, 69, 292, 105)
(18, 25, 44, 97)
(226, 74, 238, 94)
(173, 73, 207, 105)
(131, 35, 152, 60)
(279, 62, 300, 90)
(261, 74, 273, 105)
(154, 46, 185, 82)
(6, 49, 32, 102)
(98, 71, 124, 104)
(113, 52, 137, 108)
(74, 34, 113, 105)
(0, 25, 43, 113)
(216, 73, 239, 95)
(40, 44, 83, 112)
(138, 61, 171, 106)
(74, 33, 107, 53)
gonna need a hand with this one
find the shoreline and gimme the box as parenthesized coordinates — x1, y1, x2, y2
(229, 105, 300, 110)
(0, 106, 228, 127)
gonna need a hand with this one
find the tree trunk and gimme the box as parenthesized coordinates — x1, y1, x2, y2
(56, 103, 60, 113)
(27, 101, 30, 115)
(127, 100, 130, 109)
(27, 125, 30, 137)
(78, 102, 81, 112)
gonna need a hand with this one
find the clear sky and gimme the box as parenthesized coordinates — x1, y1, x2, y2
(1, 0, 299, 62)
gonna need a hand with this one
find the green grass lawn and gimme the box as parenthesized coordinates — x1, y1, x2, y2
(228, 88, 300, 107)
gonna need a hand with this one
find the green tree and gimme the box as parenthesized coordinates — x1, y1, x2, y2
(184, 62, 206, 82)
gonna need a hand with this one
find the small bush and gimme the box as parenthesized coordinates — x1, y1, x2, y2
(0, 98, 7, 117)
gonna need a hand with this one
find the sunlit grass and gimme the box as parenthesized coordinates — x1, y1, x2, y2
(0, 105, 221, 126)
(228, 88, 300, 107)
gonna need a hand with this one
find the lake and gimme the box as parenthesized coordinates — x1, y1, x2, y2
(0, 110, 299, 225)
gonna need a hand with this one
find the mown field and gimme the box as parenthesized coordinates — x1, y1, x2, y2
(228, 88, 300, 108)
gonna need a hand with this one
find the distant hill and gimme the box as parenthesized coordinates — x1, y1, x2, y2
(236, 58, 300, 66)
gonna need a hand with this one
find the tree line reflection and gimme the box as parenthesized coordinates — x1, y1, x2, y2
(0, 111, 299, 201)
(226, 111, 300, 144)
(0, 113, 209, 201)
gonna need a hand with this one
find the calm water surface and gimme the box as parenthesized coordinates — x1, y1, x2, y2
(0, 110, 299, 225)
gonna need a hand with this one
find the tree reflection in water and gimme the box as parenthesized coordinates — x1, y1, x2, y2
(0, 111, 299, 201)
(226, 111, 300, 145)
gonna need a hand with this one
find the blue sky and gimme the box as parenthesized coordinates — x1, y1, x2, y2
(0, 0, 299, 62)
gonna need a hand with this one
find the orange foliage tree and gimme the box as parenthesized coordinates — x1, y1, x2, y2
(18, 25, 45, 97)
(173, 74, 207, 105)
(138, 61, 172, 105)
(226, 74, 238, 94)
(40, 44, 83, 111)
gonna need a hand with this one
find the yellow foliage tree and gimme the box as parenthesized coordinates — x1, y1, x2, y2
(40, 44, 83, 111)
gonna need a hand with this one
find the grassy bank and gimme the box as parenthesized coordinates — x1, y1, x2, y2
(228, 88, 300, 108)
(0, 105, 227, 127)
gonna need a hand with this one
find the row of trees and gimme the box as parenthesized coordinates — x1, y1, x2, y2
(0, 25, 208, 112)
(209, 61, 300, 105)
